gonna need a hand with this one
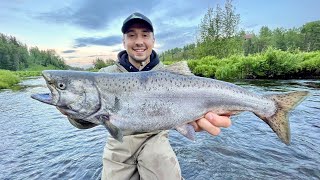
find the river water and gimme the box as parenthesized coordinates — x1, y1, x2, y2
(0, 77, 319, 180)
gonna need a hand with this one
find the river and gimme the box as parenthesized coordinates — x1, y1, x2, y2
(0, 77, 319, 180)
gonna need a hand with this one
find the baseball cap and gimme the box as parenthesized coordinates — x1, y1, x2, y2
(121, 12, 154, 33)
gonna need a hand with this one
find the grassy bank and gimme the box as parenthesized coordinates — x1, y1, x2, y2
(186, 48, 320, 79)
(0, 70, 21, 89)
(0, 65, 53, 89)
(0, 70, 42, 90)
(13, 71, 42, 77)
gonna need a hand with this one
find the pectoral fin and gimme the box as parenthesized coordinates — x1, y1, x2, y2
(95, 115, 123, 142)
(175, 124, 196, 141)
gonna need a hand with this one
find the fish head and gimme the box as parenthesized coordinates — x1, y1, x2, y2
(32, 70, 101, 119)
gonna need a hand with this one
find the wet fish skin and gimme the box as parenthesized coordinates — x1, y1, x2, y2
(31, 63, 309, 145)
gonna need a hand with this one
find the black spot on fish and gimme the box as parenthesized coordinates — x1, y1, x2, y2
(313, 124, 320, 128)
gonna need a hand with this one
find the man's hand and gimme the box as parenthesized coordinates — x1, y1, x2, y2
(190, 112, 232, 136)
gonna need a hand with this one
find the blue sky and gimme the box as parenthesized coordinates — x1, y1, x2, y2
(1, 0, 320, 68)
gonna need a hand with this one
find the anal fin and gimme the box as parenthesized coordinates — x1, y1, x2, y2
(175, 124, 196, 141)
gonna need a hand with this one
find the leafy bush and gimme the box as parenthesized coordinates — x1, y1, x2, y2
(187, 48, 320, 79)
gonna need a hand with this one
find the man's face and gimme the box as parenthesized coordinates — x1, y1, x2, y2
(123, 23, 155, 63)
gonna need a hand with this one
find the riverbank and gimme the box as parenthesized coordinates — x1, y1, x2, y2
(0, 70, 41, 89)
(0, 70, 20, 89)
(186, 49, 320, 79)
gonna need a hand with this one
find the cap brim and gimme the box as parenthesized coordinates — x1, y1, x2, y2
(121, 19, 153, 33)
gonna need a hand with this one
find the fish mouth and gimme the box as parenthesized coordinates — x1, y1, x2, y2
(31, 93, 54, 105)
(31, 93, 79, 115)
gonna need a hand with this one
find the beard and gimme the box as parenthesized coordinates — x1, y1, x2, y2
(128, 54, 149, 63)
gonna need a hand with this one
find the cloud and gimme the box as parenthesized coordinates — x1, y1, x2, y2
(37, 0, 157, 30)
(112, 48, 123, 52)
(62, 49, 76, 53)
(65, 56, 78, 59)
(73, 43, 87, 48)
(74, 35, 121, 48)
(36, 0, 218, 30)
(33, 0, 219, 53)
(244, 23, 259, 29)
(155, 26, 198, 52)
(87, 54, 110, 58)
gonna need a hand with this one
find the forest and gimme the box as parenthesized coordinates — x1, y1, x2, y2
(0, 33, 68, 71)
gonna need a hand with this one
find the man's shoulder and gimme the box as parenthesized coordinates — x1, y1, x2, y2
(151, 62, 165, 71)
(99, 63, 125, 73)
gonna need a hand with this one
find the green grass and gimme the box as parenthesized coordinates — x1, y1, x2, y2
(13, 64, 65, 78)
(186, 48, 320, 79)
(14, 71, 42, 77)
(0, 70, 21, 89)
(0, 65, 68, 89)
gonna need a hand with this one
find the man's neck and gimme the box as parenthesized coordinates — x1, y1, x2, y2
(129, 58, 150, 71)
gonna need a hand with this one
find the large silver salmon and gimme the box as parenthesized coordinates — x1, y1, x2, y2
(31, 62, 309, 144)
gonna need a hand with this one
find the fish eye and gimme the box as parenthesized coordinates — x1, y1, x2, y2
(57, 82, 66, 90)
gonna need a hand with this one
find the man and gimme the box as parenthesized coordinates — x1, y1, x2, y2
(69, 12, 231, 179)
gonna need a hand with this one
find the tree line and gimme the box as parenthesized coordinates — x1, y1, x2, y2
(160, 0, 320, 62)
(0, 33, 68, 71)
(90, 58, 115, 71)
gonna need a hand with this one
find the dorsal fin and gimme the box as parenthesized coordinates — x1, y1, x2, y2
(162, 61, 194, 76)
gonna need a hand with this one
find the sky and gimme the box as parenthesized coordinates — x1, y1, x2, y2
(1, 0, 320, 68)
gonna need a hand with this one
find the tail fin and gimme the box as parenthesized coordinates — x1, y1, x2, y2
(256, 91, 309, 145)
